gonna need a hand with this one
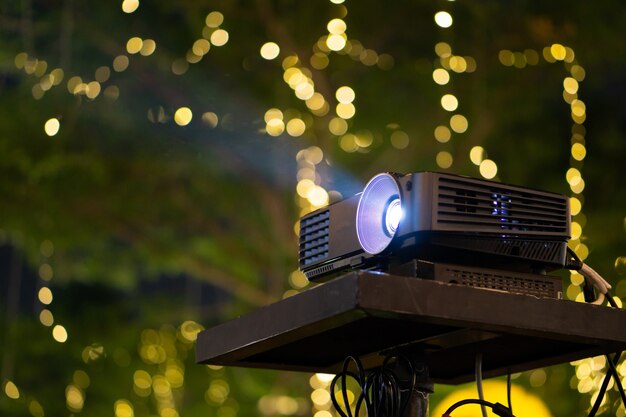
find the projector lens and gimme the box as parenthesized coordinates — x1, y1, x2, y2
(384, 198, 402, 236)
(356, 173, 402, 255)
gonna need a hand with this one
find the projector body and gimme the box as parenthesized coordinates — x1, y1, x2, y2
(299, 172, 570, 284)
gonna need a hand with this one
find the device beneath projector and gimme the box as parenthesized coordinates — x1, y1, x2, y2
(299, 172, 570, 282)
(389, 259, 563, 299)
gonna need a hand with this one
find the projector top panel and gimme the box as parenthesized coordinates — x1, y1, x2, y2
(196, 272, 626, 384)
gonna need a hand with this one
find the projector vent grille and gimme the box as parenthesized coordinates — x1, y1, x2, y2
(436, 177, 569, 236)
(440, 266, 562, 299)
(299, 210, 330, 267)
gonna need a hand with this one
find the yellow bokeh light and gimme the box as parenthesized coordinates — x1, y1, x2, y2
(39, 263, 53, 280)
(571, 222, 582, 240)
(571, 178, 585, 194)
(326, 34, 346, 51)
(38, 286, 53, 304)
(449, 56, 467, 73)
(435, 42, 451, 58)
(550, 43, 567, 61)
(121, 0, 139, 13)
(310, 53, 329, 70)
(139, 39, 156, 56)
(192, 39, 210, 56)
(308, 186, 329, 207)
(186, 50, 202, 64)
(210, 29, 229, 46)
(479, 159, 498, 179)
(449, 114, 468, 133)
(575, 243, 589, 260)
(571, 64, 586, 81)
(126, 37, 143, 54)
(66, 384, 84, 412)
(571, 143, 586, 161)
(289, 270, 309, 289)
(44, 118, 60, 136)
(436, 151, 453, 169)
(113, 55, 129, 72)
(264, 108, 283, 123)
(525, 49, 539, 65)
(304, 146, 324, 165)
(432, 68, 450, 85)
(266, 119, 285, 136)
(440, 94, 458, 111)
(174, 107, 193, 126)
(260, 42, 280, 60)
(336, 86, 355, 103)
(306, 93, 326, 111)
(95, 66, 110, 83)
(336, 102, 356, 119)
(104, 86, 120, 100)
(86, 81, 101, 99)
(53, 324, 68, 343)
(355, 131, 373, 148)
(434, 125, 451, 143)
(570, 197, 582, 216)
(286, 118, 306, 137)
(571, 99, 586, 117)
(314, 411, 333, 417)
(295, 82, 315, 100)
(201, 112, 219, 127)
(51, 68, 64, 85)
(339, 133, 359, 153)
(282, 55, 299, 70)
(327, 18, 347, 34)
(361, 49, 379, 66)
(563, 77, 579, 94)
(434, 11, 453, 28)
(297, 179, 315, 198)
(328, 117, 348, 136)
(4, 380, 19, 399)
(566, 167, 581, 185)
(311, 388, 331, 405)
(39, 309, 54, 326)
(205, 11, 224, 28)
(114, 399, 134, 417)
(29, 400, 44, 417)
(498, 50, 514, 66)
(391, 131, 409, 149)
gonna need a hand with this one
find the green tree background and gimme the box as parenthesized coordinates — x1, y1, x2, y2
(1, 1, 625, 416)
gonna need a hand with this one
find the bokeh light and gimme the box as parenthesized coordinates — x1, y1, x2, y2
(44, 118, 60, 136)
(260, 42, 280, 60)
(174, 107, 193, 126)
(434, 11, 453, 28)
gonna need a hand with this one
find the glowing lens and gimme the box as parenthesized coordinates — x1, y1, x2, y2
(384, 198, 402, 236)
(356, 173, 402, 255)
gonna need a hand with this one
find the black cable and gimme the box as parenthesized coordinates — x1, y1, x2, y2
(565, 247, 584, 271)
(442, 398, 514, 417)
(580, 274, 626, 416)
(588, 352, 621, 417)
(331, 354, 417, 417)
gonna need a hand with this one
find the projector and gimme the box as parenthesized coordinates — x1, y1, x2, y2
(299, 172, 571, 286)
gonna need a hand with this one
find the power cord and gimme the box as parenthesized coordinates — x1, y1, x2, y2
(475, 353, 488, 417)
(330, 354, 418, 417)
(442, 399, 514, 417)
(565, 248, 626, 416)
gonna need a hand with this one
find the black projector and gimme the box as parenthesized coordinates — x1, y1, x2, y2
(299, 172, 571, 285)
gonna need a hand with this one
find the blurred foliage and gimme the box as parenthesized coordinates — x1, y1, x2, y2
(1, 0, 625, 416)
